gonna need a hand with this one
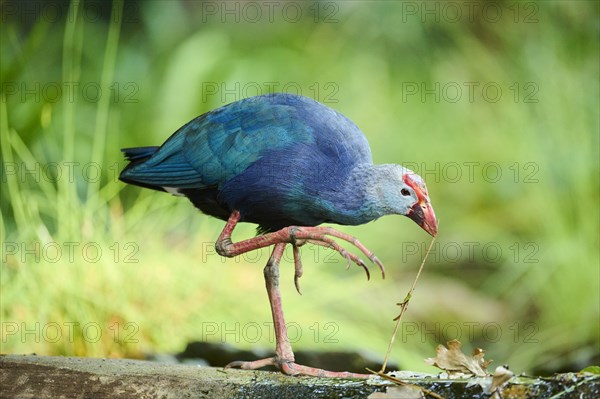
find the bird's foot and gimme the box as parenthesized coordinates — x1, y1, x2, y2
(225, 357, 371, 379)
(289, 227, 385, 280)
(216, 211, 385, 288)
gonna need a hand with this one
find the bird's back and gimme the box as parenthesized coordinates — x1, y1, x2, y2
(120, 93, 373, 231)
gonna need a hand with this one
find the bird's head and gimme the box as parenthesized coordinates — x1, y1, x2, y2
(372, 165, 438, 237)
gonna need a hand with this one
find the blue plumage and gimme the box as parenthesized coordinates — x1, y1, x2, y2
(120, 94, 377, 231)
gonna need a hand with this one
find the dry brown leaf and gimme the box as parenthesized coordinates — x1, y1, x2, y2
(424, 339, 492, 377)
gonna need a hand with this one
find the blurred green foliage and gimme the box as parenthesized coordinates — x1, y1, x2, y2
(1, 0, 598, 373)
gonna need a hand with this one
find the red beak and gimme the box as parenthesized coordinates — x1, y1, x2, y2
(408, 200, 438, 237)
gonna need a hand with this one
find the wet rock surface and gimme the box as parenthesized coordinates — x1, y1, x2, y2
(1, 354, 599, 398)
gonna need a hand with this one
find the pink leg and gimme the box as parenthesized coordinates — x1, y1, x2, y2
(216, 211, 385, 279)
(225, 243, 370, 378)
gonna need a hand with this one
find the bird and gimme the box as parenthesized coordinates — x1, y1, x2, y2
(119, 93, 437, 378)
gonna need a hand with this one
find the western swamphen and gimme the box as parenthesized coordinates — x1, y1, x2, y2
(120, 93, 437, 378)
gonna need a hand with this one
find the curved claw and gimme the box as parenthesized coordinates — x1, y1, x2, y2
(224, 360, 244, 369)
(357, 258, 370, 281)
(292, 244, 303, 295)
(370, 255, 385, 279)
(338, 249, 351, 270)
(294, 275, 302, 295)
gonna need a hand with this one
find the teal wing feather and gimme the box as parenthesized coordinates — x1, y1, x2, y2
(119, 95, 316, 189)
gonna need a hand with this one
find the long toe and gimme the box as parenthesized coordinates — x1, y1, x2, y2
(281, 362, 372, 379)
(225, 357, 277, 370)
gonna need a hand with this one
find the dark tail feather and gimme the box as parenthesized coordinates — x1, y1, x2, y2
(119, 146, 165, 191)
(121, 146, 160, 162)
(119, 144, 201, 192)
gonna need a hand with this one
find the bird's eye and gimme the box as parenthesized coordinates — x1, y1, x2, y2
(401, 188, 411, 196)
